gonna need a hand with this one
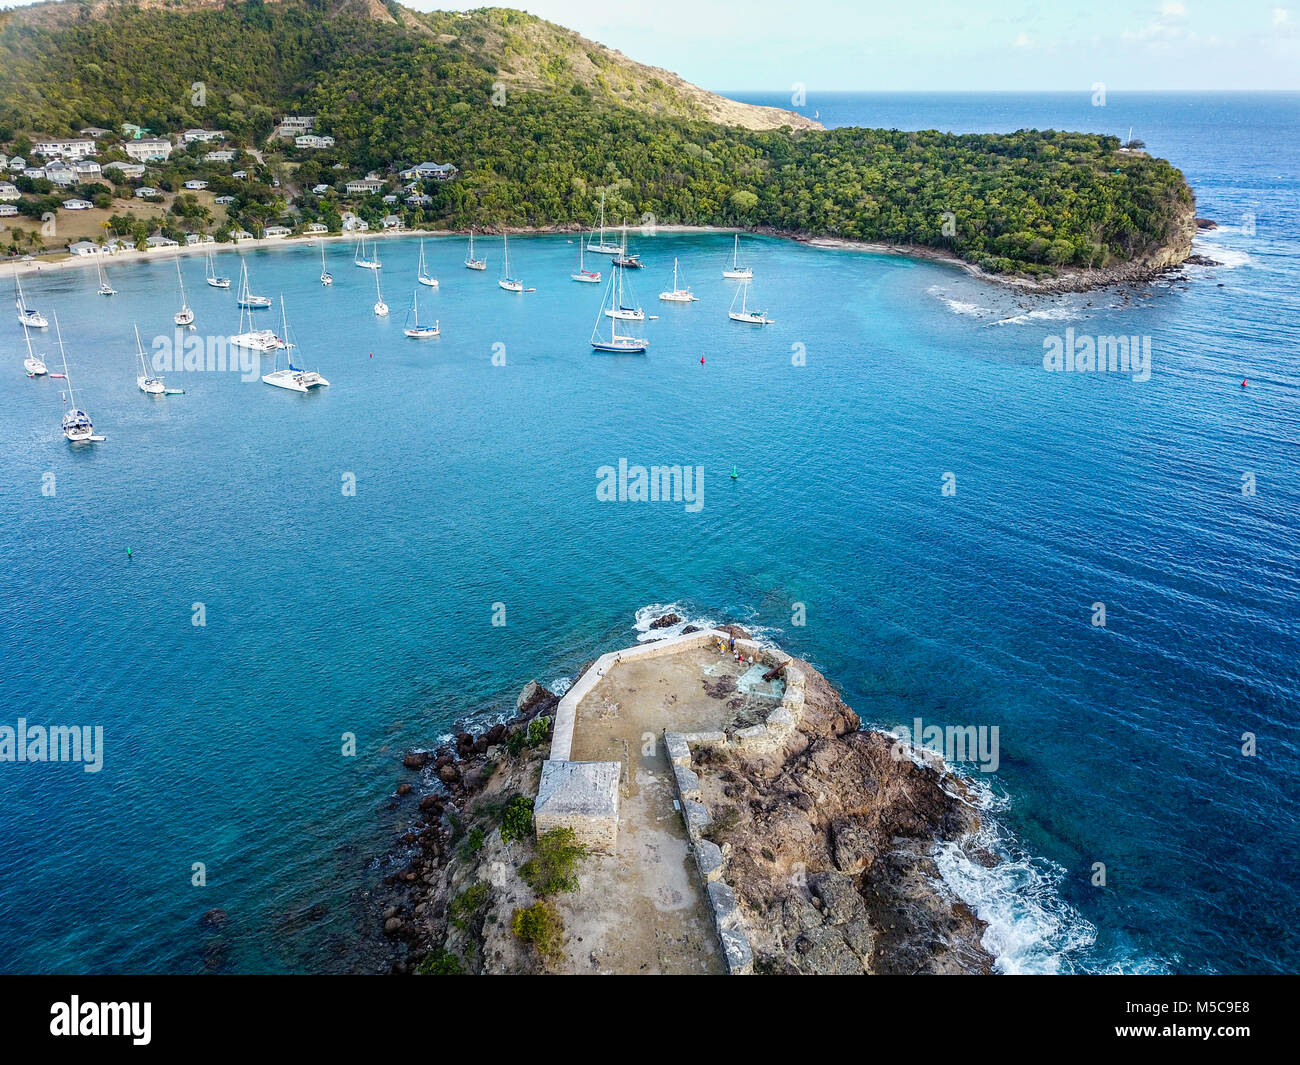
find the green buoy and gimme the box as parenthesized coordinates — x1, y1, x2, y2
(730, 466, 739, 480)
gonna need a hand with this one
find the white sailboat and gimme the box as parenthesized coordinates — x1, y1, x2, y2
(263, 297, 329, 392)
(55, 314, 102, 442)
(236, 259, 271, 308)
(133, 324, 166, 395)
(206, 250, 232, 289)
(173, 259, 195, 326)
(21, 317, 46, 377)
(96, 257, 116, 296)
(659, 258, 698, 302)
(354, 236, 380, 270)
(586, 190, 622, 255)
(603, 263, 644, 320)
(230, 261, 282, 352)
(464, 228, 486, 270)
(571, 240, 601, 283)
(722, 233, 753, 279)
(14, 271, 47, 328)
(319, 243, 333, 286)
(612, 223, 643, 269)
(498, 234, 523, 292)
(591, 266, 648, 354)
(417, 239, 438, 287)
(728, 279, 773, 324)
(403, 288, 440, 338)
(373, 268, 388, 316)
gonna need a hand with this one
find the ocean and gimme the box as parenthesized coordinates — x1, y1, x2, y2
(1, 92, 1296, 974)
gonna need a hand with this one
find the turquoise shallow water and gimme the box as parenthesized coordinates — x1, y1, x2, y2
(1, 92, 1297, 974)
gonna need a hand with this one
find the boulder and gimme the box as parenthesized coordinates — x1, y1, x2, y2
(438, 763, 460, 784)
(402, 751, 432, 770)
(516, 680, 556, 716)
(199, 908, 228, 930)
(649, 612, 682, 629)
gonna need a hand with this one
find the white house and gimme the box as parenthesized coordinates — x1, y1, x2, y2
(305, 222, 328, 233)
(44, 161, 77, 186)
(380, 214, 403, 230)
(62, 199, 94, 211)
(23, 167, 46, 181)
(231, 170, 248, 180)
(204, 150, 237, 163)
(0, 182, 20, 202)
(405, 194, 432, 207)
(67, 239, 102, 255)
(0, 204, 18, 217)
(311, 183, 330, 195)
(7, 157, 26, 171)
(263, 225, 291, 237)
(340, 213, 369, 232)
(33, 137, 97, 159)
(124, 138, 173, 162)
(230, 229, 254, 240)
(183, 180, 208, 190)
(278, 115, 315, 133)
(400, 161, 458, 182)
(294, 134, 335, 149)
(73, 160, 102, 180)
(135, 186, 162, 198)
(145, 233, 179, 248)
(382, 194, 398, 204)
(214, 195, 236, 205)
(80, 127, 111, 139)
(345, 177, 384, 195)
(182, 129, 224, 144)
(103, 161, 145, 179)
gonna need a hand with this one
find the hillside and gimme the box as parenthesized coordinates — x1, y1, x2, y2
(0, 0, 1195, 278)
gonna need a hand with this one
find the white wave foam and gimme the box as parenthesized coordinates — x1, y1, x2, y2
(990, 305, 1081, 326)
(1191, 239, 1249, 269)
(633, 602, 717, 641)
(928, 286, 990, 317)
(549, 676, 572, 697)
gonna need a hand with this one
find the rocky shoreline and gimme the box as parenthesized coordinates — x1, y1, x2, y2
(363, 623, 998, 975)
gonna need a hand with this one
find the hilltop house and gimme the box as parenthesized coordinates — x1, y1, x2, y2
(44, 161, 76, 186)
(32, 137, 97, 159)
(182, 129, 224, 144)
(0, 182, 20, 201)
(103, 161, 145, 179)
(345, 176, 385, 195)
(73, 160, 102, 180)
(204, 149, 237, 163)
(22, 166, 46, 181)
(278, 115, 315, 133)
(400, 161, 458, 182)
(405, 193, 432, 207)
(124, 138, 173, 162)
(294, 134, 335, 149)
(231, 170, 248, 179)
(80, 127, 111, 139)
(62, 199, 94, 211)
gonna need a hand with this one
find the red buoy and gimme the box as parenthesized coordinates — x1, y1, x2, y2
(1242, 379, 1247, 387)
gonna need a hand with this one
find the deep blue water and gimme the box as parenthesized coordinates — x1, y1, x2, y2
(1, 92, 1296, 974)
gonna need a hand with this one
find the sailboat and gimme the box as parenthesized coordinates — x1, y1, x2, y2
(417, 240, 438, 287)
(659, 258, 698, 302)
(571, 240, 601, 283)
(236, 259, 271, 308)
(263, 297, 329, 392)
(498, 234, 523, 292)
(319, 243, 332, 286)
(21, 317, 47, 377)
(96, 257, 116, 296)
(354, 236, 380, 270)
(14, 271, 47, 328)
(173, 260, 194, 326)
(230, 261, 282, 352)
(55, 314, 102, 442)
(586, 190, 622, 255)
(603, 263, 644, 320)
(591, 266, 648, 353)
(403, 288, 440, 338)
(133, 324, 166, 395)
(722, 234, 753, 279)
(728, 279, 773, 324)
(612, 223, 643, 269)
(464, 228, 486, 270)
(373, 268, 388, 316)
(206, 250, 232, 288)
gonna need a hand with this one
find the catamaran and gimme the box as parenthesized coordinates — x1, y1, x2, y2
(133, 324, 166, 395)
(722, 234, 753, 279)
(14, 271, 47, 328)
(373, 268, 388, 316)
(206, 250, 232, 289)
(403, 288, 440, 338)
(354, 236, 380, 270)
(230, 262, 282, 351)
(586, 190, 622, 255)
(659, 258, 698, 302)
(591, 266, 648, 354)
(236, 260, 272, 308)
(498, 234, 523, 292)
(173, 259, 195, 326)
(612, 223, 643, 269)
(603, 263, 644, 320)
(319, 243, 333, 286)
(571, 241, 601, 283)
(464, 228, 486, 270)
(728, 279, 773, 324)
(55, 314, 102, 442)
(96, 257, 116, 296)
(263, 297, 329, 392)
(417, 240, 438, 287)
(21, 317, 46, 376)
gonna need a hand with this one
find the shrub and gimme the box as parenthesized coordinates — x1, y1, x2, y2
(511, 901, 563, 963)
(499, 795, 534, 844)
(448, 882, 490, 931)
(520, 827, 587, 896)
(416, 948, 464, 975)
(527, 715, 551, 748)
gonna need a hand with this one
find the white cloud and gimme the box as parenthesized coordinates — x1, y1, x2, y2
(1273, 7, 1289, 25)
(1161, 1, 1187, 15)
(1013, 31, 1033, 48)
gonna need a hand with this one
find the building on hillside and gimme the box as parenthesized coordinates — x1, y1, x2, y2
(124, 138, 173, 162)
(182, 129, 224, 144)
(80, 127, 111, 139)
(73, 160, 102, 180)
(214, 195, 237, 205)
(0, 182, 19, 201)
(135, 186, 162, 198)
(294, 134, 335, 149)
(278, 116, 316, 133)
(183, 180, 208, 190)
(0, 204, 18, 218)
(32, 137, 97, 159)
(44, 161, 76, 186)
(204, 150, 237, 163)
(345, 177, 385, 195)
(7, 157, 27, 171)
(103, 161, 146, 179)
(399, 161, 458, 182)
(62, 199, 94, 211)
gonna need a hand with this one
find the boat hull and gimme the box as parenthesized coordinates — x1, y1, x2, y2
(659, 292, 697, 302)
(498, 280, 523, 292)
(418, 276, 439, 288)
(591, 341, 648, 353)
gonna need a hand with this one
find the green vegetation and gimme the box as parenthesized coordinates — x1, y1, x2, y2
(416, 947, 464, 975)
(520, 828, 587, 896)
(511, 900, 564, 963)
(448, 882, 490, 932)
(507, 714, 551, 755)
(0, 1, 1193, 274)
(499, 795, 534, 844)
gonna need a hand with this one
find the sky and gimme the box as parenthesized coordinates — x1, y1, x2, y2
(1, 0, 1297, 91)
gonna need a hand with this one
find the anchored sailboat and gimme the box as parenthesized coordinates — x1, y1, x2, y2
(14, 270, 47, 328)
(319, 243, 332, 286)
(263, 297, 329, 392)
(728, 279, 773, 324)
(354, 236, 380, 270)
(21, 316, 47, 377)
(373, 267, 388, 316)
(603, 263, 645, 320)
(403, 288, 440, 338)
(571, 240, 601, 283)
(96, 257, 116, 296)
(417, 239, 439, 287)
(464, 228, 486, 270)
(236, 259, 272, 308)
(133, 324, 166, 395)
(586, 190, 622, 255)
(206, 250, 232, 289)
(173, 259, 194, 326)
(612, 223, 643, 269)
(498, 234, 523, 292)
(230, 261, 282, 352)
(55, 314, 102, 442)
(659, 258, 698, 302)
(591, 266, 648, 354)
(722, 234, 753, 279)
